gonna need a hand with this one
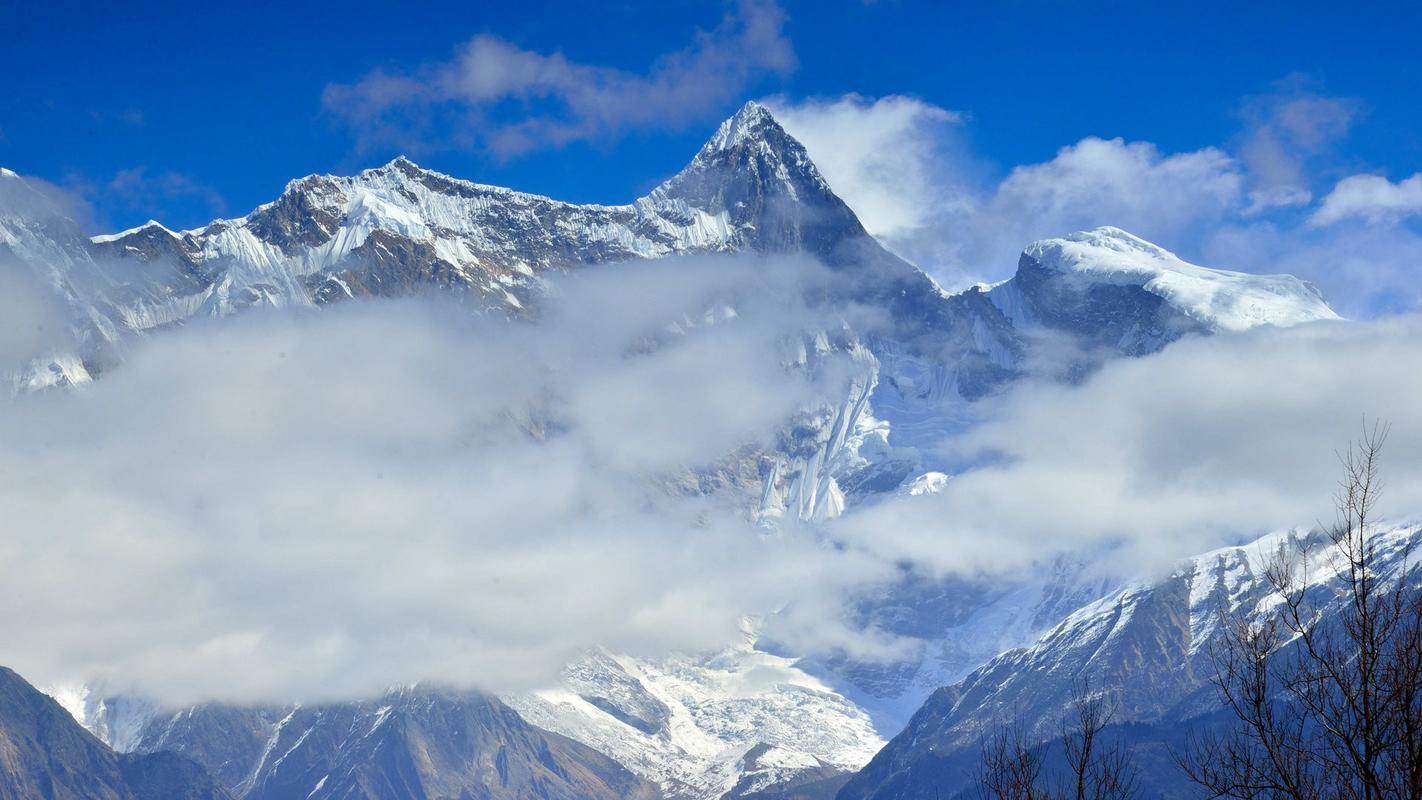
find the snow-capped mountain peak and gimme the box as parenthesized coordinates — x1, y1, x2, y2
(89, 220, 180, 244)
(704, 100, 782, 153)
(979, 225, 1340, 360)
(1, 103, 1355, 800)
(650, 101, 845, 236)
(1022, 226, 1341, 332)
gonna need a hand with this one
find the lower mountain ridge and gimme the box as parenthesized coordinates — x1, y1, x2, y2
(78, 686, 658, 800)
(836, 524, 1422, 800)
(0, 666, 230, 800)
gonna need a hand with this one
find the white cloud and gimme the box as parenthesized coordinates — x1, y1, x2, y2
(767, 94, 989, 284)
(1237, 87, 1360, 213)
(323, 0, 794, 156)
(1311, 172, 1422, 227)
(770, 87, 1422, 315)
(833, 315, 1422, 579)
(767, 94, 966, 238)
(769, 94, 1246, 288)
(927, 135, 1244, 285)
(0, 256, 902, 705)
(975, 137, 1244, 264)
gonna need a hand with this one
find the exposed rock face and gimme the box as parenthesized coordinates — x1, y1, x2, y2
(0, 666, 230, 800)
(129, 704, 289, 794)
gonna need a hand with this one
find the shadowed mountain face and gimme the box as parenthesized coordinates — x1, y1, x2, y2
(0, 666, 231, 800)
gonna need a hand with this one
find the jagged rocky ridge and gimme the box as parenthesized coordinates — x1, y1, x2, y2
(3, 102, 1341, 800)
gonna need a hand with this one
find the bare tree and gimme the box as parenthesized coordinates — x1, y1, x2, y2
(978, 684, 1138, 800)
(1183, 422, 1422, 800)
(1060, 688, 1139, 800)
(978, 721, 1050, 800)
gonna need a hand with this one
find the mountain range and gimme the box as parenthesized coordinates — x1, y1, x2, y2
(0, 101, 1353, 800)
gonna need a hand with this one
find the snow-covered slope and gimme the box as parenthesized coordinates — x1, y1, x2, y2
(839, 524, 1422, 800)
(506, 641, 883, 800)
(987, 226, 1338, 357)
(0, 168, 115, 390)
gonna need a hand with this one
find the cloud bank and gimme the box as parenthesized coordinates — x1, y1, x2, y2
(0, 256, 901, 704)
(7, 244, 1422, 707)
(834, 315, 1422, 579)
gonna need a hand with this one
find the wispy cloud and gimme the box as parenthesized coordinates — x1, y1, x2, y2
(323, 0, 794, 157)
(103, 166, 228, 222)
(13, 166, 228, 234)
(1237, 80, 1361, 213)
(970, 137, 1243, 271)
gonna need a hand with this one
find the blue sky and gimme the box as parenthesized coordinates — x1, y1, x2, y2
(5, 0, 1421, 311)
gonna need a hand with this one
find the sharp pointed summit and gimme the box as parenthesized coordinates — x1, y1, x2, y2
(656, 99, 836, 208)
(702, 100, 784, 153)
(649, 99, 893, 270)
